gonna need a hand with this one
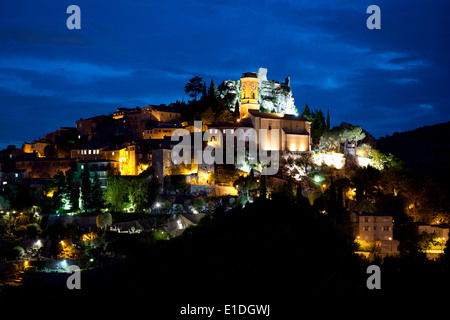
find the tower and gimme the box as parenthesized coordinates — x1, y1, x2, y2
(240, 72, 260, 119)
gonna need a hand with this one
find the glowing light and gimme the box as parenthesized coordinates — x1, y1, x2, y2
(313, 152, 344, 169)
(346, 188, 357, 200)
(357, 156, 371, 167)
(313, 175, 324, 184)
(155, 202, 161, 208)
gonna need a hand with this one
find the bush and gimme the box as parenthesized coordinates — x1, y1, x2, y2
(96, 212, 112, 229)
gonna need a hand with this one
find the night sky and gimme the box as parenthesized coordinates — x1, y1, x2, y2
(1, 0, 449, 149)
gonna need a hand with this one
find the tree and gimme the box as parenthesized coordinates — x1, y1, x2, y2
(91, 172, 104, 213)
(81, 163, 92, 212)
(104, 175, 128, 212)
(348, 126, 366, 148)
(301, 103, 311, 119)
(184, 76, 203, 101)
(234, 101, 240, 120)
(96, 212, 112, 229)
(310, 109, 328, 144)
(200, 107, 215, 125)
(216, 109, 234, 122)
(53, 171, 68, 211)
(319, 132, 340, 151)
(208, 79, 217, 100)
(66, 171, 80, 212)
(326, 109, 331, 129)
(201, 82, 207, 99)
(234, 171, 258, 205)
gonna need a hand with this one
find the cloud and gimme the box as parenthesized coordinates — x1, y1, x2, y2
(0, 0, 449, 146)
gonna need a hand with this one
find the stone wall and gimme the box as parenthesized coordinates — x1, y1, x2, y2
(189, 184, 237, 197)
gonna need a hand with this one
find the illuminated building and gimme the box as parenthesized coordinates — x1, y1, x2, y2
(237, 69, 312, 152)
(352, 211, 399, 255)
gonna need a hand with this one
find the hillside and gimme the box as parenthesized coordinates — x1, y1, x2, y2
(377, 121, 450, 184)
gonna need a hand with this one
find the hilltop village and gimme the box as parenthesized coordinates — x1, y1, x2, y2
(1, 68, 449, 290)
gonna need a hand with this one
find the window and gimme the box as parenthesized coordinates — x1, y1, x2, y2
(364, 217, 370, 222)
(364, 226, 370, 231)
(383, 227, 390, 231)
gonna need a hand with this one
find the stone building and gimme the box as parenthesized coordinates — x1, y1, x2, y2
(237, 69, 311, 152)
(352, 211, 399, 255)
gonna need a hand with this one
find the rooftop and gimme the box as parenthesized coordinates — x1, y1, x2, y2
(353, 211, 392, 217)
(248, 109, 310, 122)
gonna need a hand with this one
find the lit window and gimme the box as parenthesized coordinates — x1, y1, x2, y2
(88, 150, 91, 154)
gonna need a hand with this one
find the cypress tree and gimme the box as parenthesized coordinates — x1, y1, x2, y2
(234, 101, 240, 120)
(91, 172, 104, 213)
(81, 162, 92, 213)
(302, 103, 311, 118)
(326, 109, 331, 129)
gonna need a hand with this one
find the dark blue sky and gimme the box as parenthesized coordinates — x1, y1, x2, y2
(1, 0, 449, 149)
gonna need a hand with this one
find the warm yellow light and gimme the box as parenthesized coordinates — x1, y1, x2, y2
(60, 240, 65, 246)
(46, 190, 55, 198)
